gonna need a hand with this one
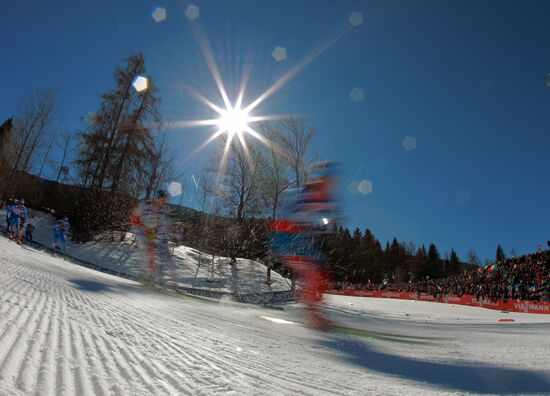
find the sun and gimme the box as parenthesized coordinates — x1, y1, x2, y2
(174, 8, 362, 168)
(217, 105, 251, 138)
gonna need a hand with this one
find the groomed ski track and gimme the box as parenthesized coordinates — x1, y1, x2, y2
(1, 238, 550, 395)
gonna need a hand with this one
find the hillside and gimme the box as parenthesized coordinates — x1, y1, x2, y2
(1, 208, 290, 294)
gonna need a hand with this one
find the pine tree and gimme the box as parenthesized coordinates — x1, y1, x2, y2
(350, 228, 363, 282)
(76, 52, 160, 194)
(496, 244, 506, 262)
(361, 231, 385, 283)
(448, 249, 460, 275)
(339, 228, 353, 282)
(423, 243, 442, 279)
(386, 238, 403, 281)
(411, 245, 428, 281)
(73, 53, 162, 241)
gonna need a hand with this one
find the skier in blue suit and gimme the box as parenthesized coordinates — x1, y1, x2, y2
(5, 199, 15, 237)
(9, 199, 27, 244)
(52, 216, 70, 254)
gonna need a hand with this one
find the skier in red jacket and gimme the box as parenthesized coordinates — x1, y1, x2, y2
(131, 190, 176, 284)
(268, 162, 341, 328)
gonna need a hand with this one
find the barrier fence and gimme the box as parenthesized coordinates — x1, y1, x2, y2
(327, 289, 550, 314)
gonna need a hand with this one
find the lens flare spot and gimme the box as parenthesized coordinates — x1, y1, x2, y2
(402, 136, 417, 151)
(358, 180, 373, 195)
(186, 5, 200, 20)
(168, 181, 183, 197)
(349, 11, 364, 27)
(132, 76, 149, 93)
(272, 46, 287, 62)
(350, 87, 364, 103)
(152, 7, 167, 23)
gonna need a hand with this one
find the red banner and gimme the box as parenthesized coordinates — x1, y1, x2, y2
(327, 290, 550, 314)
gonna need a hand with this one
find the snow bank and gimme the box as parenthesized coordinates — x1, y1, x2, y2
(1, 208, 291, 294)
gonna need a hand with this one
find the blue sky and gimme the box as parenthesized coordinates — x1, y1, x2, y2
(2, 0, 550, 262)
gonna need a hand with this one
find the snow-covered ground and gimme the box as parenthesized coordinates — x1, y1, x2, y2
(324, 294, 550, 324)
(2, 209, 290, 294)
(2, 236, 550, 395)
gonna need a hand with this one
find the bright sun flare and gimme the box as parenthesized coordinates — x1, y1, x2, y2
(217, 106, 250, 137)
(176, 8, 360, 170)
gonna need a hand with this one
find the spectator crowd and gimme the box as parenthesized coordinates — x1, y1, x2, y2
(334, 250, 550, 303)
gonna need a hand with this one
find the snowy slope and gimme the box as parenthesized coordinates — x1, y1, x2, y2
(2, 209, 290, 294)
(323, 294, 550, 324)
(2, 237, 550, 395)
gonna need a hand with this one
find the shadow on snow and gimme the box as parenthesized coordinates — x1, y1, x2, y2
(320, 336, 550, 394)
(69, 278, 116, 293)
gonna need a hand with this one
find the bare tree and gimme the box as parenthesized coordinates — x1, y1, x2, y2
(467, 249, 481, 266)
(37, 133, 56, 179)
(214, 137, 262, 224)
(196, 170, 214, 213)
(19, 90, 57, 174)
(403, 241, 416, 256)
(276, 116, 315, 188)
(142, 130, 178, 200)
(55, 130, 73, 184)
(1, 90, 57, 200)
(258, 123, 291, 219)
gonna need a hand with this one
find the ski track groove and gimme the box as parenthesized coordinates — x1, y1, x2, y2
(14, 292, 53, 393)
(67, 310, 90, 395)
(0, 239, 385, 395)
(0, 282, 47, 386)
(99, 301, 254, 393)
(56, 289, 156, 393)
(68, 290, 244, 393)
(93, 291, 337, 395)
(87, 333, 131, 395)
(60, 279, 163, 394)
(92, 281, 309, 394)
(102, 336, 163, 395)
(35, 298, 59, 396)
(75, 322, 111, 396)
(68, 291, 178, 394)
(55, 307, 74, 395)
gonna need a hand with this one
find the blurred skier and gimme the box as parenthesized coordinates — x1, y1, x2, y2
(25, 220, 35, 242)
(16, 199, 28, 244)
(52, 216, 70, 254)
(131, 190, 176, 284)
(268, 161, 341, 328)
(5, 199, 14, 237)
(8, 199, 28, 244)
